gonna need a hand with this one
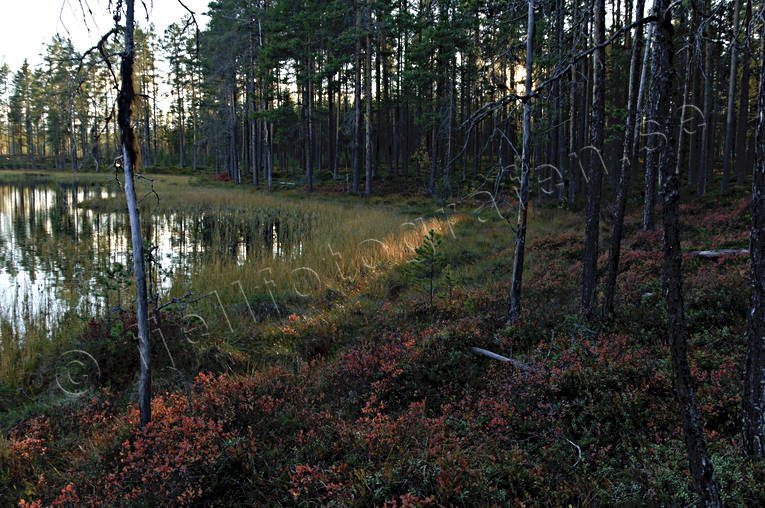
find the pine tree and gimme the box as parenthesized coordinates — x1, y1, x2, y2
(8, 61, 31, 156)
(743, 0, 765, 460)
(0, 62, 10, 156)
(403, 229, 445, 310)
(653, 0, 722, 502)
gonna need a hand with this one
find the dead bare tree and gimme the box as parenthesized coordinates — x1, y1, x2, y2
(507, 0, 534, 324)
(114, 0, 152, 429)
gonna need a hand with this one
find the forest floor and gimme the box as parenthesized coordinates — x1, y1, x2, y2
(1, 172, 762, 506)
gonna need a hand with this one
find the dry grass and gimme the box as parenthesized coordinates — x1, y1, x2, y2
(125, 179, 456, 341)
(0, 170, 457, 383)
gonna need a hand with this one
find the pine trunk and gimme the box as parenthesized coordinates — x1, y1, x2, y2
(698, 0, 712, 196)
(603, 0, 645, 315)
(653, 2, 723, 502)
(743, 9, 765, 460)
(353, 1, 361, 193)
(735, 0, 752, 187)
(722, 0, 741, 191)
(581, 0, 606, 316)
(364, 0, 373, 197)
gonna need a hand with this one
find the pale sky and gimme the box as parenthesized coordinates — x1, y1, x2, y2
(0, 0, 210, 71)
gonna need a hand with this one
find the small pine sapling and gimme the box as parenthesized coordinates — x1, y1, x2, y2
(95, 262, 132, 309)
(441, 263, 457, 304)
(403, 229, 446, 309)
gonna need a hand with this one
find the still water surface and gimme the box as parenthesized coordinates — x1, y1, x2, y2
(0, 180, 307, 338)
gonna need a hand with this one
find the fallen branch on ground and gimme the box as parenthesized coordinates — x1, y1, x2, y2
(690, 249, 749, 258)
(471, 347, 538, 373)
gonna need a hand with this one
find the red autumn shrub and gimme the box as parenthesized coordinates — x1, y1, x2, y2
(7, 193, 765, 506)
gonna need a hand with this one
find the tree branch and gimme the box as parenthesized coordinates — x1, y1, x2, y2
(471, 347, 538, 373)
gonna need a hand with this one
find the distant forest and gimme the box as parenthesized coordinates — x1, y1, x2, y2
(2, 1, 765, 505)
(0, 0, 755, 199)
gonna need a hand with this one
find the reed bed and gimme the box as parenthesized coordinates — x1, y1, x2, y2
(123, 182, 455, 343)
(0, 171, 456, 387)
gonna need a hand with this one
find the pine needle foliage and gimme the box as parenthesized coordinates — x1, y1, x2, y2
(403, 229, 445, 310)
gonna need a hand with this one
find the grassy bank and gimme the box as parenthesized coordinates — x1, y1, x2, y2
(1, 175, 760, 505)
(0, 170, 454, 416)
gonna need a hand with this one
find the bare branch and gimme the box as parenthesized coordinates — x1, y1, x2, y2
(470, 347, 538, 373)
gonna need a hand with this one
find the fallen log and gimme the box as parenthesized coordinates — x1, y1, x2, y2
(471, 347, 538, 373)
(690, 248, 749, 259)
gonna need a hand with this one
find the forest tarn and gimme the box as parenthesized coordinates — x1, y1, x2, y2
(0, 0, 764, 505)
